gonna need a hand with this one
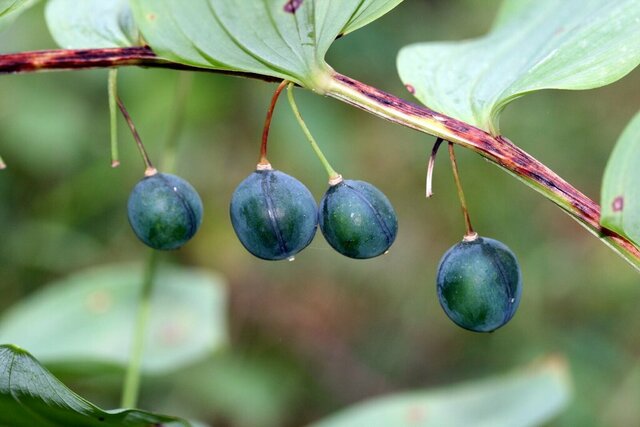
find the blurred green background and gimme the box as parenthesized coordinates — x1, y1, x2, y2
(0, 1, 639, 426)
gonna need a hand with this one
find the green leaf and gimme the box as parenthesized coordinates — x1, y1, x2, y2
(0, 0, 38, 32)
(0, 344, 190, 426)
(0, 264, 228, 374)
(130, 0, 402, 89)
(45, 0, 139, 49)
(601, 111, 640, 245)
(397, 0, 640, 134)
(309, 357, 571, 427)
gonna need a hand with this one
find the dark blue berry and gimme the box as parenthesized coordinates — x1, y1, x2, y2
(319, 179, 398, 259)
(436, 236, 522, 332)
(230, 169, 317, 260)
(127, 173, 203, 250)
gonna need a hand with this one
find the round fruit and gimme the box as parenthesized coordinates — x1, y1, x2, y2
(319, 179, 398, 259)
(436, 236, 522, 332)
(127, 173, 203, 250)
(230, 169, 317, 260)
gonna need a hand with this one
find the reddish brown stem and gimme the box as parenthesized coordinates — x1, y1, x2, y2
(259, 80, 289, 166)
(116, 97, 156, 176)
(0, 48, 637, 267)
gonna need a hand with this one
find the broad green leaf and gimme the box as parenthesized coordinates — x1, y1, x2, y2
(601, 111, 640, 246)
(45, 0, 139, 49)
(0, 264, 228, 374)
(0, 0, 37, 33)
(0, 344, 190, 427)
(397, 0, 640, 134)
(310, 357, 571, 427)
(130, 0, 402, 89)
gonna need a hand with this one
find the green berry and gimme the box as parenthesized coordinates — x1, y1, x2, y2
(127, 173, 203, 250)
(436, 236, 522, 332)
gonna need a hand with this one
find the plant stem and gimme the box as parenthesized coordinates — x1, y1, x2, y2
(0, 48, 637, 269)
(426, 137, 443, 198)
(108, 69, 120, 168)
(448, 142, 475, 238)
(259, 80, 289, 166)
(116, 97, 157, 176)
(161, 72, 193, 174)
(121, 250, 159, 408)
(286, 82, 341, 183)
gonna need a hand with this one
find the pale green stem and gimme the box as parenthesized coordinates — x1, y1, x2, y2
(108, 69, 119, 168)
(162, 72, 193, 174)
(286, 82, 341, 182)
(121, 250, 159, 408)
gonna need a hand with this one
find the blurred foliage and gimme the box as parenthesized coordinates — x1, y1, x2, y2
(0, 1, 639, 426)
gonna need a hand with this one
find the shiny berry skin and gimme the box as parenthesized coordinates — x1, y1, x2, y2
(230, 169, 317, 260)
(319, 180, 398, 259)
(127, 173, 203, 250)
(436, 236, 522, 333)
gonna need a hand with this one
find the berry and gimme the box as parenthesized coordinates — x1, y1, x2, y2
(319, 179, 398, 259)
(230, 169, 317, 260)
(127, 173, 203, 250)
(436, 236, 522, 332)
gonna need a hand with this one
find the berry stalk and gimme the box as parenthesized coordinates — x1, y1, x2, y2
(259, 80, 289, 166)
(286, 82, 341, 184)
(448, 142, 475, 239)
(116, 97, 157, 176)
(108, 69, 120, 168)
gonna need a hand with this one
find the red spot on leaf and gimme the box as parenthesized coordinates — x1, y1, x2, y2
(405, 84, 416, 95)
(147, 13, 156, 21)
(612, 196, 624, 212)
(284, 0, 303, 13)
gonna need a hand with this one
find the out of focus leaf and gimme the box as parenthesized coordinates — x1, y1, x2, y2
(45, 0, 139, 49)
(0, 344, 190, 426)
(130, 0, 403, 88)
(601, 111, 640, 246)
(0, 264, 228, 374)
(397, 0, 640, 134)
(0, 0, 37, 32)
(310, 356, 571, 427)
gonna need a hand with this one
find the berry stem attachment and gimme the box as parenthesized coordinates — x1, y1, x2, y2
(448, 141, 476, 239)
(259, 80, 289, 167)
(286, 82, 341, 184)
(121, 250, 159, 408)
(426, 137, 444, 198)
(116, 96, 157, 176)
(0, 155, 6, 170)
(108, 69, 120, 168)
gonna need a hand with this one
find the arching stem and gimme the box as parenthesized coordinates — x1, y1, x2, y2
(448, 142, 476, 240)
(286, 82, 342, 184)
(116, 97, 157, 176)
(426, 137, 443, 198)
(108, 69, 120, 168)
(259, 80, 289, 167)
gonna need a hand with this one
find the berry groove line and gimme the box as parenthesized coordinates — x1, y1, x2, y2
(0, 47, 637, 269)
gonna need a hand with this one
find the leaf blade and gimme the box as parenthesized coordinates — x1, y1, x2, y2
(397, 0, 640, 134)
(309, 357, 571, 427)
(0, 344, 190, 426)
(601, 111, 640, 245)
(45, 0, 139, 49)
(0, 264, 228, 375)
